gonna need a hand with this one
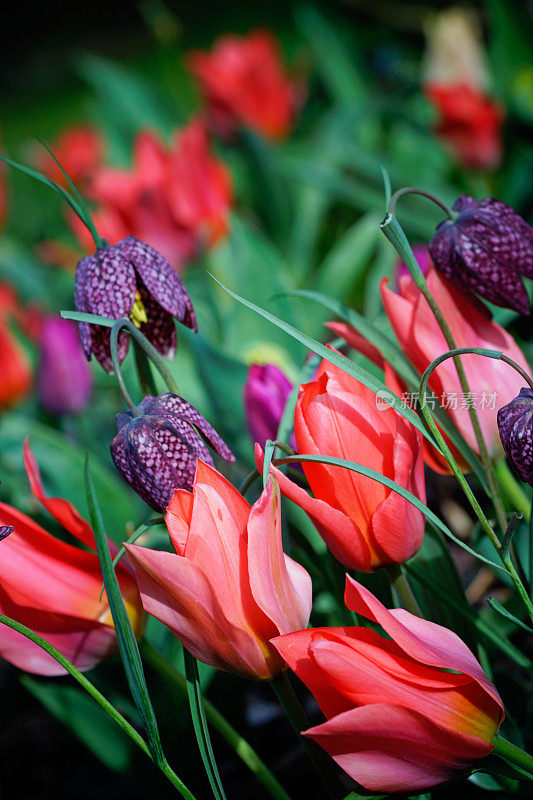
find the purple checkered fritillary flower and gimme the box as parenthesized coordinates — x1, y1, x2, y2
(75, 236, 197, 372)
(497, 388, 533, 486)
(429, 195, 533, 315)
(110, 393, 235, 512)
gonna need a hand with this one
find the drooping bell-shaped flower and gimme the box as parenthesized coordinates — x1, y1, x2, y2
(497, 388, 533, 486)
(37, 316, 92, 415)
(429, 195, 533, 315)
(110, 392, 235, 512)
(74, 236, 197, 372)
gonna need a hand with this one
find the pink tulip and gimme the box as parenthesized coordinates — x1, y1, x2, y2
(273, 577, 503, 793)
(0, 441, 143, 676)
(255, 354, 426, 571)
(126, 460, 312, 679)
(381, 265, 532, 461)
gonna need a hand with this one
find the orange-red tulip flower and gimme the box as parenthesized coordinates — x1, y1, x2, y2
(381, 265, 532, 467)
(255, 355, 426, 572)
(126, 460, 312, 679)
(273, 577, 503, 793)
(187, 30, 302, 141)
(0, 441, 143, 675)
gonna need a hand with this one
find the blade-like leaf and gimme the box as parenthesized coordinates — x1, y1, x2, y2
(210, 274, 442, 449)
(487, 598, 533, 634)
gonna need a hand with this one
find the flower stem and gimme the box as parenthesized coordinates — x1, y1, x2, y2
(494, 460, 532, 522)
(110, 321, 139, 414)
(142, 642, 293, 800)
(270, 671, 346, 799)
(381, 214, 508, 537)
(385, 565, 423, 617)
(388, 187, 456, 220)
(492, 735, 533, 780)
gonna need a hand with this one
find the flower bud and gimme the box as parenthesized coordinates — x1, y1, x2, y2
(429, 195, 533, 315)
(243, 363, 292, 448)
(110, 392, 235, 512)
(37, 316, 92, 415)
(497, 388, 533, 486)
(74, 235, 197, 373)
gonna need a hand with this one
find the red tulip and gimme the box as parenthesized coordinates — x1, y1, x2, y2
(35, 125, 103, 186)
(0, 441, 143, 675)
(255, 354, 426, 571)
(126, 460, 312, 679)
(273, 577, 503, 793)
(71, 120, 232, 272)
(381, 264, 532, 465)
(187, 30, 302, 141)
(426, 83, 503, 170)
(0, 284, 33, 409)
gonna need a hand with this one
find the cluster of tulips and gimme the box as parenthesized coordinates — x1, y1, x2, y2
(0, 132, 532, 797)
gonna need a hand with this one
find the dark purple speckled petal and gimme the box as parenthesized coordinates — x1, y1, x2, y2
(81, 247, 136, 320)
(497, 388, 533, 486)
(0, 526, 13, 541)
(144, 393, 235, 461)
(116, 235, 196, 323)
(90, 324, 130, 374)
(136, 283, 177, 360)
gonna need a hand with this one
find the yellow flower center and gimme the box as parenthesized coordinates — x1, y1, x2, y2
(130, 290, 148, 328)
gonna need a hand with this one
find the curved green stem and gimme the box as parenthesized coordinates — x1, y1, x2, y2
(385, 565, 422, 616)
(110, 321, 139, 413)
(495, 461, 532, 522)
(492, 735, 533, 780)
(142, 642, 293, 800)
(111, 318, 179, 395)
(0, 613, 196, 799)
(388, 187, 455, 220)
(380, 215, 508, 536)
(270, 671, 346, 799)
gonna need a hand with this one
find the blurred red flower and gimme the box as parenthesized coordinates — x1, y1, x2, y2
(187, 30, 302, 141)
(425, 83, 504, 170)
(35, 125, 103, 186)
(70, 119, 232, 272)
(0, 284, 35, 409)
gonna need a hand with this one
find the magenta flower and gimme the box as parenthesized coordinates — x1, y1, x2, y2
(110, 393, 235, 512)
(497, 388, 533, 486)
(74, 236, 197, 372)
(38, 316, 92, 415)
(243, 364, 292, 448)
(429, 195, 533, 315)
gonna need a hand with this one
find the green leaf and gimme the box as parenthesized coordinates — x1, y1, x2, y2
(209, 273, 441, 449)
(487, 598, 533, 634)
(22, 676, 133, 771)
(273, 454, 506, 573)
(84, 456, 165, 765)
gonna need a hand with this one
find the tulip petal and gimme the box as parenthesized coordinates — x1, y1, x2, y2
(247, 478, 312, 635)
(325, 322, 384, 368)
(165, 488, 194, 555)
(304, 703, 491, 792)
(23, 439, 95, 550)
(254, 445, 371, 571)
(126, 544, 271, 677)
(344, 577, 503, 713)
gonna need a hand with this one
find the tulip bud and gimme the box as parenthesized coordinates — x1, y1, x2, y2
(74, 235, 197, 373)
(110, 392, 235, 512)
(243, 363, 292, 448)
(429, 195, 533, 315)
(497, 388, 533, 486)
(37, 316, 92, 415)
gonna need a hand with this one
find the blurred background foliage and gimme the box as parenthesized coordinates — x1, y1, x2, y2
(0, 1, 532, 798)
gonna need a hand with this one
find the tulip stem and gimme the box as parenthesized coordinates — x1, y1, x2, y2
(388, 187, 456, 220)
(381, 214, 508, 538)
(492, 735, 533, 780)
(270, 672, 346, 799)
(385, 565, 422, 617)
(141, 642, 293, 800)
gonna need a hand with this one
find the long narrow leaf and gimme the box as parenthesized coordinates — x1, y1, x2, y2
(210, 274, 442, 449)
(84, 456, 165, 764)
(487, 598, 533, 634)
(184, 651, 227, 800)
(273, 454, 507, 573)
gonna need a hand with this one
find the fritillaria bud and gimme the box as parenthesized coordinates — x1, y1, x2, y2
(37, 316, 92, 415)
(497, 388, 533, 486)
(110, 393, 235, 512)
(429, 195, 533, 315)
(243, 363, 292, 448)
(74, 236, 197, 373)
